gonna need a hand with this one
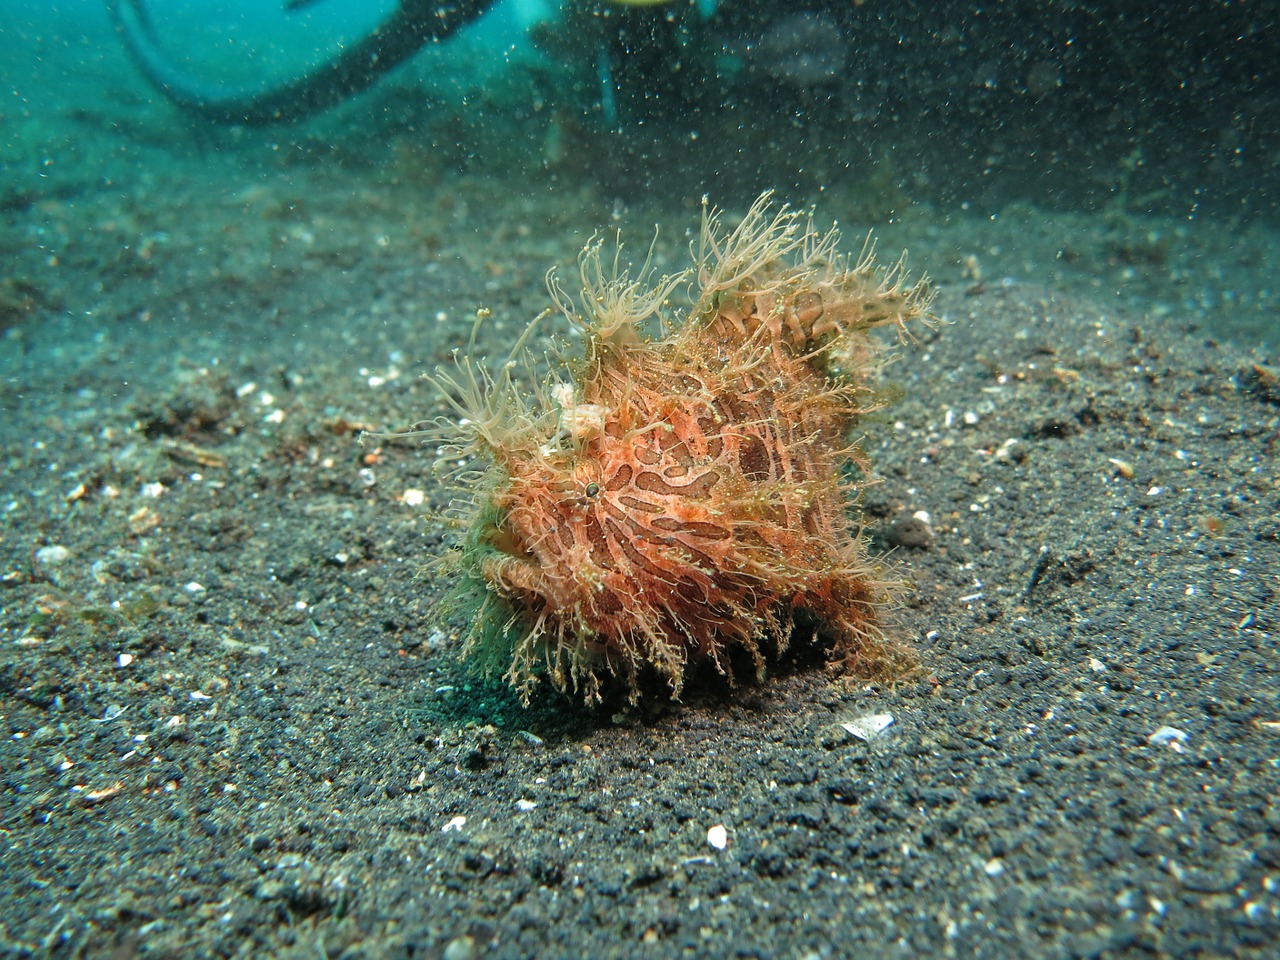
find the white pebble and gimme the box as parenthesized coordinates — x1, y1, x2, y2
(1148, 726, 1188, 751)
(35, 545, 71, 567)
(707, 824, 728, 850)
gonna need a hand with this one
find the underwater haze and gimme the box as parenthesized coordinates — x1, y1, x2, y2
(2, 2, 1279, 958)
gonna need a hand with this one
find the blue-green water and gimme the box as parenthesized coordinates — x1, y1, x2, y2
(3, 0, 1277, 363)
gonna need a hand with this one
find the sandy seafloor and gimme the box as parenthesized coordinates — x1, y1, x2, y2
(2, 7, 1280, 960)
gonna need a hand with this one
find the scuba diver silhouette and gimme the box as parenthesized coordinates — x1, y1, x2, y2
(105, 0, 692, 127)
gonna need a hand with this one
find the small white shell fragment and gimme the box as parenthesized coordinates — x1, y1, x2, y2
(402, 488, 425, 506)
(516, 799, 537, 812)
(35, 545, 71, 567)
(117, 654, 134, 667)
(1108, 457, 1135, 479)
(1148, 726, 1188, 751)
(707, 824, 728, 850)
(995, 438, 1021, 462)
(441, 815, 467, 833)
(90, 704, 126, 723)
(840, 714, 895, 741)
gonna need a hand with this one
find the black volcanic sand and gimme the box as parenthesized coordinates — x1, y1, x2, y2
(3, 166, 1279, 960)
(3, 14, 1280, 940)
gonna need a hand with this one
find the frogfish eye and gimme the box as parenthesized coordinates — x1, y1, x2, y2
(584, 482, 600, 498)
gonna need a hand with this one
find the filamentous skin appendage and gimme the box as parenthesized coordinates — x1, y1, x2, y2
(418, 193, 934, 704)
